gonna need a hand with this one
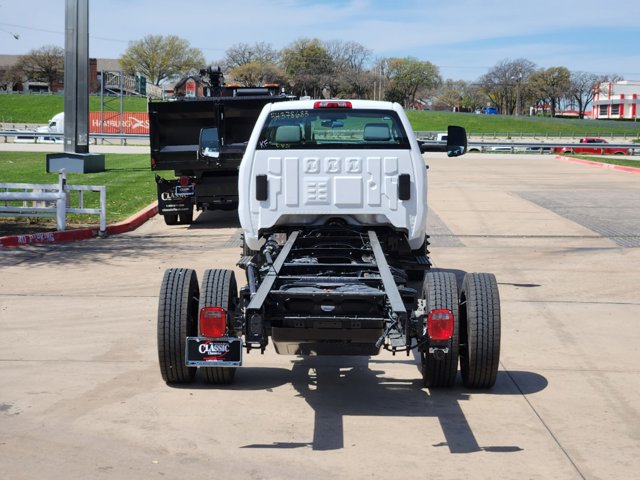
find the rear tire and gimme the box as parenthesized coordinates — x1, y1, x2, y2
(157, 268, 199, 384)
(163, 213, 178, 226)
(199, 269, 239, 385)
(421, 270, 459, 387)
(178, 211, 193, 225)
(459, 273, 501, 388)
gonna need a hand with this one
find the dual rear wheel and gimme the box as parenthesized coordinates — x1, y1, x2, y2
(157, 268, 238, 385)
(421, 271, 501, 389)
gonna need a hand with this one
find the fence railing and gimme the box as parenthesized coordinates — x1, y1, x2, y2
(0, 171, 106, 234)
(0, 131, 148, 145)
(1, 130, 638, 154)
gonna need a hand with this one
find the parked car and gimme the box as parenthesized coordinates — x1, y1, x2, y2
(554, 138, 630, 155)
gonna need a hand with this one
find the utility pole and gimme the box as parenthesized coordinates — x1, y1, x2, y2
(46, 0, 105, 173)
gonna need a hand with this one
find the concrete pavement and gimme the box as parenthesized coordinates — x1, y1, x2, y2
(1, 153, 639, 479)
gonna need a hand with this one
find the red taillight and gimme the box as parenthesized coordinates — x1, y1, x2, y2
(199, 307, 227, 338)
(313, 100, 352, 109)
(150, 157, 156, 168)
(427, 309, 454, 341)
(179, 175, 190, 187)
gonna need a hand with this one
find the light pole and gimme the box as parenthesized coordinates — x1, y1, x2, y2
(46, 0, 105, 173)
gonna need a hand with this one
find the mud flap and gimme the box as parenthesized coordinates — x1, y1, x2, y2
(156, 177, 194, 215)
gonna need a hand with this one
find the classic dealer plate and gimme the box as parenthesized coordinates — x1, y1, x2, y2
(185, 337, 242, 367)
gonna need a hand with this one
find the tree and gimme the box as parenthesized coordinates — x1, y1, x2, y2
(383, 57, 441, 108)
(120, 35, 205, 85)
(480, 58, 536, 115)
(280, 38, 335, 98)
(0, 64, 24, 92)
(228, 61, 286, 87)
(223, 42, 279, 69)
(324, 40, 372, 98)
(569, 71, 606, 119)
(529, 66, 571, 117)
(15, 45, 64, 91)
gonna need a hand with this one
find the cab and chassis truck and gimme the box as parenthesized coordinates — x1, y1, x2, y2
(157, 99, 501, 388)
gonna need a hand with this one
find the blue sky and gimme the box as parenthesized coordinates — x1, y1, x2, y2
(1, 0, 639, 81)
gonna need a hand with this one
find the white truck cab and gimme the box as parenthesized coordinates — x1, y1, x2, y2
(239, 99, 432, 251)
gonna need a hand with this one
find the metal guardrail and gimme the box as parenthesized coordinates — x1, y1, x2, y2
(415, 131, 640, 140)
(416, 140, 640, 155)
(0, 171, 107, 234)
(0, 131, 149, 145)
(1, 130, 638, 154)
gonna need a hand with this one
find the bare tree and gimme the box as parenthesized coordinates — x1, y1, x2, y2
(223, 42, 279, 70)
(15, 45, 64, 91)
(434, 79, 486, 112)
(120, 35, 205, 85)
(480, 58, 536, 115)
(569, 71, 608, 119)
(0, 64, 24, 92)
(324, 40, 372, 98)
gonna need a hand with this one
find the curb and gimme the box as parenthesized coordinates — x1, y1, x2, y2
(555, 155, 640, 174)
(1, 202, 158, 248)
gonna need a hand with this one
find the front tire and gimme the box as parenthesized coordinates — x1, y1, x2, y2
(421, 270, 459, 387)
(157, 268, 199, 384)
(199, 269, 238, 385)
(459, 273, 501, 388)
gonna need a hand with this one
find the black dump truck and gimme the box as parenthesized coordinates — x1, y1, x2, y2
(149, 67, 294, 225)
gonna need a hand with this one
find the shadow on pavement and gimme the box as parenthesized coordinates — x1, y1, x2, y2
(233, 356, 546, 453)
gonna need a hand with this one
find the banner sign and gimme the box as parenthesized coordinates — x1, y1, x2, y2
(89, 112, 149, 134)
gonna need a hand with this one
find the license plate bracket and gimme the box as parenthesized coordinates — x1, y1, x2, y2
(185, 337, 242, 367)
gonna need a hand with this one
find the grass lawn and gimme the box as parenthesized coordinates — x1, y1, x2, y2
(0, 94, 148, 124)
(406, 110, 640, 137)
(2, 93, 640, 139)
(570, 155, 640, 168)
(0, 151, 165, 236)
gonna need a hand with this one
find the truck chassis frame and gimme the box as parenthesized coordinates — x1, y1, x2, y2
(157, 226, 501, 389)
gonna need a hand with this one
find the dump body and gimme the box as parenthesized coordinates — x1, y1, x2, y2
(149, 86, 293, 223)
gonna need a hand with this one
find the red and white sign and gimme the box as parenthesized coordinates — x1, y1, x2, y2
(89, 112, 149, 134)
(185, 79, 197, 98)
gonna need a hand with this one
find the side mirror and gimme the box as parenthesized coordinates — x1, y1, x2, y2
(446, 125, 467, 157)
(198, 127, 220, 160)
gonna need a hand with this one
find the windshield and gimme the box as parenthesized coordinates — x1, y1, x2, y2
(257, 108, 411, 150)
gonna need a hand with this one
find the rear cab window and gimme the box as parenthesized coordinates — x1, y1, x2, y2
(257, 108, 411, 150)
